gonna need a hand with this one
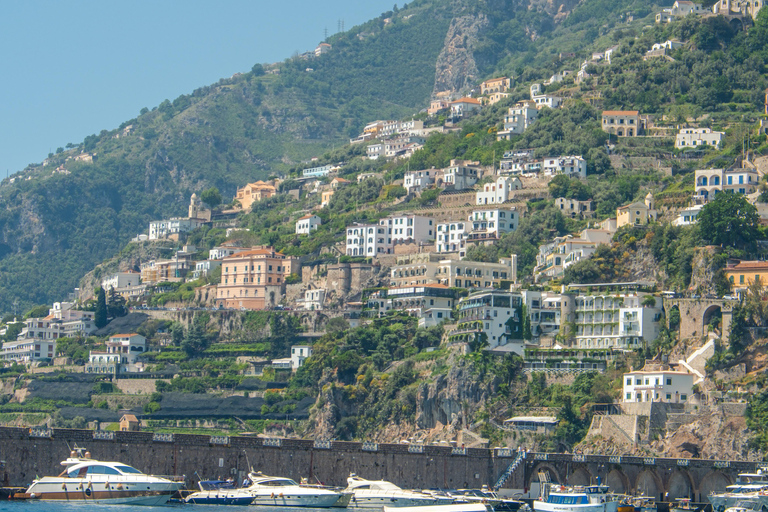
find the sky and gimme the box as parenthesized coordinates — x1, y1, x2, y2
(0, 0, 395, 177)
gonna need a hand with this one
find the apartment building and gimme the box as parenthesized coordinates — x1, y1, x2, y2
(435, 221, 468, 256)
(296, 214, 322, 235)
(694, 167, 759, 201)
(573, 293, 662, 350)
(675, 127, 724, 149)
(497, 102, 539, 140)
(448, 290, 525, 353)
(476, 176, 523, 205)
(623, 370, 694, 403)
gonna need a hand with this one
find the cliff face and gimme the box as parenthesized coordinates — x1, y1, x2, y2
(432, 14, 490, 97)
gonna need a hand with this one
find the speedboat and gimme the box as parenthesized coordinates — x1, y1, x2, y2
(670, 498, 694, 512)
(384, 504, 492, 512)
(451, 488, 530, 512)
(22, 448, 184, 505)
(246, 471, 347, 507)
(346, 474, 455, 508)
(534, 483, 621, 512)
(185, 479, 255, 505)
(725, 499, 765, 512)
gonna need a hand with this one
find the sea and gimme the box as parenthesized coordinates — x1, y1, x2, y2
(0, 505, 331, 512)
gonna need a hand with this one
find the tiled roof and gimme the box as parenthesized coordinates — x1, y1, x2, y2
(603, 110, 639, 116)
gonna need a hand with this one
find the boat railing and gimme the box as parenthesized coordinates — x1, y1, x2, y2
(155, 474, 186, 482)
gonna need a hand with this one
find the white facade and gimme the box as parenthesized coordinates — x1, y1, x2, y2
(574, 294, 662, 350)
(468, 208, 519, 240)
(296, 214, 322, 235)
(531, 94, 563, 109)
(368, 284, 456, 320)
(367, 143, 384, 160)
(476, 176, 522, 205)
(673, 205, 703, 226)
(192, 259, 222, 279)
(2, 339, 56, 362)
(542, 156, 587, 179)
(497, 103, 538, 139)
(450, 290, 525, 353)
(345, 223, 388, 256)
(209, 246, 249, 260)
(623, 370, 694, 403)
(302, 164, 333, 178)
(675, 128, 725, 149)
(291, 345, 313, 369)
(105, 334, 147, 365)
(443, 162, 480, 190)
(301, 289, 325, 310)
(694, 168, 760, 201)
(148, 218, 204, 240)
(379, 214, 434, 245)
(404, 169, 439, 195)
(435, 221, 468, 255)
(101, 272, 140, 291)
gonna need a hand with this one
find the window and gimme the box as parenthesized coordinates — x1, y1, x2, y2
(626, 378, 632, 385)
(666, 393, 672, 400)
(626, 393, 632, 400)
(681, 394, 688, 401)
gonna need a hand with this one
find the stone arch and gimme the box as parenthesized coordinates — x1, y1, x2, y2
(568, 467, 592, 486)
(605, 468, 629, 494)
(699, 471, 731, 502)
(703, 304, 722, 333)
(528, 463, 563, 487)
(668, 304, 681, 332)
(667, 470, 694, 500)
(635, 469, 663, 501)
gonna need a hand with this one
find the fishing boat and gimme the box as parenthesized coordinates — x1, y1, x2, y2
(21, 448, 184, 505)
(245, 471, 347, 507)
(184, 479, 255, 505)
(533, 483, 622, 512)
(346, 474, 455, 508)
(628, 495, 656, 512)
(670, 498, 694, 512)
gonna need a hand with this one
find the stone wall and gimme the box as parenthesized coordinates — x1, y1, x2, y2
(115, 379, 162, 395)
(0, 427, 514, 490)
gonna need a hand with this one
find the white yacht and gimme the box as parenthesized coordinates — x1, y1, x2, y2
(709, 471, 768, 512)
(346, 474, 454, 508)
(185, 480, 255, 505)
(534, 483, 621, 512)
(246, 471, 347, 507)
(23, 449, 184, 505)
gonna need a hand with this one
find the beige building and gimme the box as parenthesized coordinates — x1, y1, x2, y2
(216, 247, 298, 310)
(602, 110, 641, 137)
(480, 77, 512, 95)
(617, 193, 658, 227)
(235, 181, 277, 211)
(726, 260, 768, 290)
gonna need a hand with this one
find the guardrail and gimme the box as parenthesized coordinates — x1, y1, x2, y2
(153, 433, 174, 443)
(451, 447, 467, 456)
(210, 436, 230, 445)
(263, 438, 282, 448)
(362, 442, 379, 452)
(314, 440, 332, 449)
(93, 431, 115, 441)
(408, 444, 425, 454)
(29, 427, 52, 438)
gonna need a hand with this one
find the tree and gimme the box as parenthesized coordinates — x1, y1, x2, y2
(181, 322, 210, 358)
(200, 187, 223, 208)
(94, 288, 108, 328)
(698, 192, 759, 250)
(107, 287, 128, 319)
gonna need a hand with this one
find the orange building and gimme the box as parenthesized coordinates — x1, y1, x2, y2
(235, 181, 277, 211)
(217, 247, 299, 309)
(726, 261, 768, 291)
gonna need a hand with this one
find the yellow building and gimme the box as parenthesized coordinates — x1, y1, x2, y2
(480, 77, 512, 95)
(726, 261, 768, 290)
(617, 193, 658, 228)
(234, 181, 277, 211)
(602, 110, 641, 137)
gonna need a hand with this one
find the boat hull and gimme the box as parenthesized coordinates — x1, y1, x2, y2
(250, 492, 345, 507)
(350, 495, 452, 508)
(384, 504, 490, 512)
(534, 500, 621, 512)
(186, 489, 255, 505)
(19, 489, 177, 506)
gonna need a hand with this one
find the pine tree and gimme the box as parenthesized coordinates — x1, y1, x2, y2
(94, 288, 107, 328)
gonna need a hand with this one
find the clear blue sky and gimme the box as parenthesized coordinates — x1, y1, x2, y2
(0, 0, 395, 176)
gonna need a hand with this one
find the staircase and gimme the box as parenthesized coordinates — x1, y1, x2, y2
(495, 450, 526, 490)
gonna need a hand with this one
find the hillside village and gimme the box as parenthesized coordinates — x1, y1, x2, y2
(2, 0, 768, 456)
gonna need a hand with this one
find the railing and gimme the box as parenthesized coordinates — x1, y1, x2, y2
(153, 433, 174, 442)
(263, 438, 282, 448)
(362, 442, 379, 452)
(451, 447, 467, 456)
(29, 427, 52, 438)
(93, 431, 115, 441)
(314, 440, 332, 449)
(210, 436, 230, 445)
(495, 450, 526, 489)
(408, 444, 425, 454)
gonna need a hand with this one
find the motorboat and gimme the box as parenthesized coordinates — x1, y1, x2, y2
(627, 495, 656, 512)
(384, 504, 492, 512)
(451, 487, 531, 512)
(21, 448, 184, 505)
(725, 499, 765, 512)
(670, 498, 694, 512)
(185, 479, 255, 505)
(346, 474, 455, 508)
(710, 470, 768, 512)
(246, 471, 347, 507)
(534, 483, 621, 512)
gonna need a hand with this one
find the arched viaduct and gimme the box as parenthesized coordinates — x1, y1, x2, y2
(516, 453, 747, 503)
(663, 298, 738, 341)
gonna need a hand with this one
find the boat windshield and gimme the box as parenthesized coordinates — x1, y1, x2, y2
(256, 478, 298, 486)
(114, 465, 143, 474)
(67, 465, 122, 478)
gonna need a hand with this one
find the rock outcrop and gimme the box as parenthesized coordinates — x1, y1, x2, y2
(432, 14, 489, 97)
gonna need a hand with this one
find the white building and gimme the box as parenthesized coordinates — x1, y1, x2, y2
(404, 169, 439, 195)
(675, 128, 725, 149)
(367, 284, 457, 323)
(192, 259, 222, 279)
(291, 345, 313, 369)
(379, 214, 434, 245)
(302, 164, 333, 178)
(542, 156, 587, 179)
(694, 167, 760, 201)
(435, 221, 468, 255)
(497, 102, 539, 140)
(467, 207, 519, 243)
(673, 204, 703, 226)
(531, 94, 563, 109)
(443, 160, 480, 190)
(520, 290, 563, 338)
(148, 218, 205, 240)
(209, 246, 249, 260)
(367, 143, 384, 160)
(296, 214, 322, 235)
(657, 0, 704, 22)
(300, 289, 326, 310)
(2, 338, 57, 363)
(623, 370, 695, 403)
(449, 290, 525, 353)
(345, 223, 388, 256)
(476, 176, 522, 205)
(574, 294, 662, 350)
(101, 272, 140, 291)
(389, 255, 517, 289)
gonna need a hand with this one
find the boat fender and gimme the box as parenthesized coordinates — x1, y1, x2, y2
(116, 484, 123, 490)
(29, 493, 36, 498)
(279, 493, 284, 498)
(61, 484, 66, 490)
(271, 493, 275, 499)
